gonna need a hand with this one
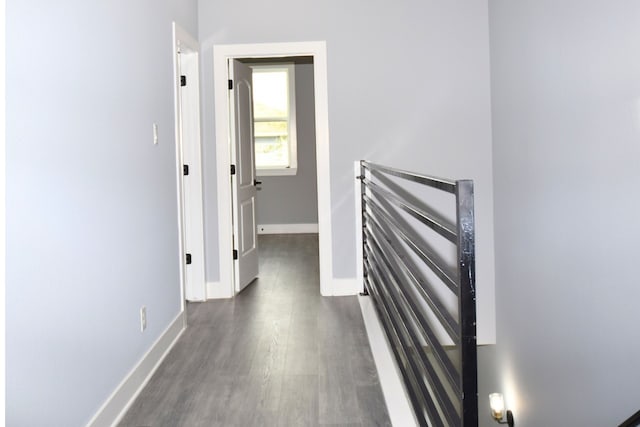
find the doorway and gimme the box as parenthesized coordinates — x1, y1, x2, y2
(213, 42, 335, 298)
(245, 57, 319, 295)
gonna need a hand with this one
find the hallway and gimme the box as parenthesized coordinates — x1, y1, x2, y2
(119, 234, 390, 426)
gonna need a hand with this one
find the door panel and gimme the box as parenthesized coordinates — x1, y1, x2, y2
(178, 48, 206, 301)
(230, 60, 259, 291)
(240, 199, 256, 253)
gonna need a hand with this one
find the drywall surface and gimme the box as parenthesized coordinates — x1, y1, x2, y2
(486, 1, 640, 426)
(6, 1, 198, 425)
(198, 0, 496, 342)
(477, 345, 500, 427)
(256, 63, 318, 226)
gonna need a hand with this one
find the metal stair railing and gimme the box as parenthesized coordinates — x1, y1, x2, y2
(358, 160, 478, 427)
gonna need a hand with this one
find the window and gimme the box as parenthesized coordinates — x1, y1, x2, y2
(251, 64, 297, 176)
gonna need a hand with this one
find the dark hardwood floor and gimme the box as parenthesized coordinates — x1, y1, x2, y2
(119, 234, 390, 426)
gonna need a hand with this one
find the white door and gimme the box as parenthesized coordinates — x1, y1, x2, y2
(230, 59, 259, 292)
(174, 24, 206, 302)
(179, 50, 206, 301)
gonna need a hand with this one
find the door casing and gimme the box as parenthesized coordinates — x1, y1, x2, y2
(213, 41, 335, 297)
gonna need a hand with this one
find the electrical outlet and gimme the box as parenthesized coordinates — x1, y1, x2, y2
(140, 306, 147, 332)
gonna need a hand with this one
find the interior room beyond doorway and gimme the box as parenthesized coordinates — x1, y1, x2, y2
(241, 56, 319, 237)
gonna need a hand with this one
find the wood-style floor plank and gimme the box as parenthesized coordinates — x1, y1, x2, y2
(119, 234, 389, 426)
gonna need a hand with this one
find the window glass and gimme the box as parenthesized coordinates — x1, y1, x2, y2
(251, 65, 296, 174)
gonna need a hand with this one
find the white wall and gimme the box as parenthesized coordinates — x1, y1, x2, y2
(198, 0, 496, 342)
(484, 1, 640, 425)
(6, 1, 198, 425)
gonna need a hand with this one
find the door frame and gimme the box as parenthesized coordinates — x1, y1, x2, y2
(172, 22, 206, 303)
(213, 41, 334, 297)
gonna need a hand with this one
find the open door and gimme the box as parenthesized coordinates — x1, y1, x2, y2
(230, 59, 259, 292)
(173, 23, 206, 302)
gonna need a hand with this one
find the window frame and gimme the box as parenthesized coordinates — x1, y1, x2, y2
(250, 63, 297, 176)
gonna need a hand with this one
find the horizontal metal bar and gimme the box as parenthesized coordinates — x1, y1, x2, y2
(369, 168, 454, 236)
(365, 242, 461, 426)
(364, 260, 445, 427)
(364, 276, 431, 426)
(364, 207, 459, 343)
(619, 409, 640, 427)
(366, 230, 463, 410)
(362, 161, 457, 193)
(365, 229, 462, 400)
(364, 179, 457, 243)
(364, 268, 439, 427)
(365, 194, 458, 293)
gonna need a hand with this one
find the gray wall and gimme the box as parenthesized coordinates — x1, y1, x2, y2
(483, 1, 640, 426)
(198, 1, 496, 337)
(256, 62, 318, 226)
(6, 1, 198, 425)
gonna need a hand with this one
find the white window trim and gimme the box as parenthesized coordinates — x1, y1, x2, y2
(250, 63, 297, 176)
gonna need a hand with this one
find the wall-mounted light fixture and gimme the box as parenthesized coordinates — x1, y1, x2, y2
(489, 393, 514, 427)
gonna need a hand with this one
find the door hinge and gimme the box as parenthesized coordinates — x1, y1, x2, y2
(180, 75, 187, 87)
(185, 253, 192, 265)
(183, 164, 189, 176)
(228, 79, 233, 90)
(233, 249, 238, 260)
(230, 164, 236, 175)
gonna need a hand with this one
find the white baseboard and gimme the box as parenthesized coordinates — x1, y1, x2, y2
(358, 296, 417, 427)
(257, 223, 318, 234)
(86, 312, 185, 427)
(327, 278, 363, 296)
(206, 281, 232, 299)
